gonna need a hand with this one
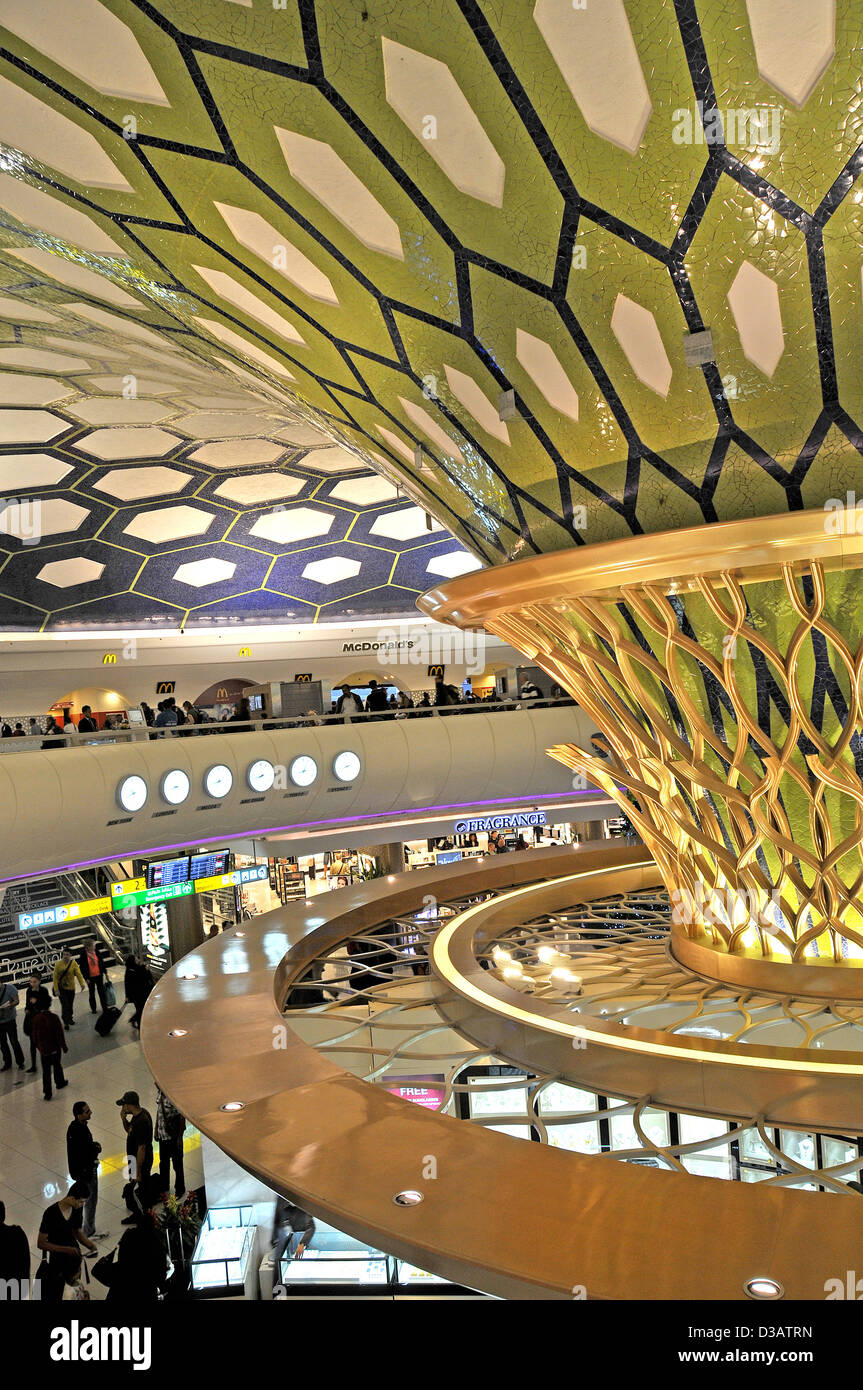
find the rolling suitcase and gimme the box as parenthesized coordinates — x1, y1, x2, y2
(95, 1005, 122, 1036)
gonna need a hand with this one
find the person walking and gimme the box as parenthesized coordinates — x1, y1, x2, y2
(66, 1101, 107, 1241)
(124, 952, 155, 1031)
(23, 971, 50, 1072)
(155, 1087, 186, 1198)
(36, 1183, 97, 1302)
(117, 1090, 154, 1224)
(77, 935, 109, 1014)
(0, 976, 25, 1072)
(52, 948, 85, 1027)
(32, 1000, 68, 1100)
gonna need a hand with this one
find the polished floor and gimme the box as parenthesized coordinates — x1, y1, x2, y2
(0, 982, 202, 1300)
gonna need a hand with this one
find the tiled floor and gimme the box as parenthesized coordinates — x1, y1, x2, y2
(0, 980, 202, 1300)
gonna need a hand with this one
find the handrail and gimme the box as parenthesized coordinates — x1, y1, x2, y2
(0, 697, 581, 753)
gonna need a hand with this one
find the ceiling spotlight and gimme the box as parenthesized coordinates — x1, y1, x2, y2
(537, 945, 558, 964)
(234, 930, 245, 939)
(744, 1276, 784, 1300)
(393, 1190, 423, 1206)
(492, 946, 512, 963)
(503, 965, 523, 980)
(220, 1101, 246, 1112)
(178, 972, 198, 981)
(168, 1028, 187, 1038)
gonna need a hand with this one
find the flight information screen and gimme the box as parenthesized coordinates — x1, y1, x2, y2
(147, 857, 190, 889)
(190, 851, 229, 881)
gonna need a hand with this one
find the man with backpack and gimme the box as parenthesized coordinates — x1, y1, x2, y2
(52, 948, 85, 1027)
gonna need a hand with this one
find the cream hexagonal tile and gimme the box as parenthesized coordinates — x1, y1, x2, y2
(515, 328, 579, 422)
(214, 472, 305, 505)
(0, 348, 89, 373)
(444, 364, 510, 443)
(728, 261, 785, 378)
(398, 397, 466, 464)
(189, 439, 285, 469)
(197, 319, 295, 379)
(67, 398, 175, 426)
(249, 506, 334, 544)
(182, 393, 271, 411)
(85, 375, 176, 396)
(0, 454, 73, 490)
(610, 294, 673, 397)
(293, 445, 364, 473)
(382, 38, 505, 206)
(213, 202, 339, 306)
(370, 506, 444, 541)
(276, 128, 404, 259)
(301, 556, 362, 585)
(173, 557, 237, 588)
(425, 550, 483, 578)
(9, 248, 143, 309)
(1, 497, 89, 539)
(0, 296, 58, 324)
(0, 0, 169, 104)
(94, 466, 192, 501)
(36, 557, 105, 588)
(0, 172, 125, 255)
(0, 374, 74, 406)
(0, 74, 132, 189)
(173, 411, 283, 440)
(533, 0, 651, 155)
(330, 475, 400, 505)
(123, 505, 215, 544)
(75, 427, 182, 460)
(192, 265, 306, 345)
(0, 410, 68, 443)
(62, 305, 166, 346)
(745, 0, 835, 107)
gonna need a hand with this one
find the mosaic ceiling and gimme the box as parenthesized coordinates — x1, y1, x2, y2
(0, 0, 859, 629)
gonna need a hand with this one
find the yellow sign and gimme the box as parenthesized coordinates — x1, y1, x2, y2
(18, 896, 111, 929)
(239, 647, 251, 657)
(111, 877, 146, 898)
(102, 653, 117, 664)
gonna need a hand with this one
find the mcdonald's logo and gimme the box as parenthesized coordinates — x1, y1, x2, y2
(102, 653, 117, 665)
(239, 647, 251, 657)
(217, 687, 228, 699)
(294, 673, 312, 683)
(155, 680, 175, 695)
(427, 664, 445, 679)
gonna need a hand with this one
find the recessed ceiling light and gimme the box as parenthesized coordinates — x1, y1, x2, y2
(221, 1101, 245, 1112)
(744, 1276, 784, 1300)
(393, 1190, 423, 1206)
(178, 972, 198, 981)
(168, 1028, 187, 1037)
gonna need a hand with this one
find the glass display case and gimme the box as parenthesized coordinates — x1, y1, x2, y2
(467, 1077, 530, 1118)
(678, 1114, 732, 1180)
(191, 1206, 258, 1298)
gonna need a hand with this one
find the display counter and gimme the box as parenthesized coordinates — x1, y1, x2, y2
(191, 1205, 259, 1299)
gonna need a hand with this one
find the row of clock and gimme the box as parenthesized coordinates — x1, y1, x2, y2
(116, 751, 362, 813)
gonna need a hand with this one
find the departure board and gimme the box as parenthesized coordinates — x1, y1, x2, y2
(147, 856, 190, 889)
(190, 851, 228, 881)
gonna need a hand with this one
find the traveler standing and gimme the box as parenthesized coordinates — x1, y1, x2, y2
(52, 948, 85, 1027)
(77, 935, 109, 1014)
(117, 1090, 154, 1223)
(66, 1101, 107, 1240)
(0, 718, 11, 737)
(23, 972, 50, 1071)
(153, 700, 178, 734)
(0, 976, 25, 1071)
(77, 705, 98, 734)
(0, 1201, 30, 1290)
(36, 1183, 97, 1302)
(155, 1087, 186, 1197)
(41, 716, 65, 749)
(365, 679, 389, 720)
(31, 1001, 68, 1099)
(336, 684, 364, 722)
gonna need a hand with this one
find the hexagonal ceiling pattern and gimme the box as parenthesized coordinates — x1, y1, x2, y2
(0, 0, 858, 614)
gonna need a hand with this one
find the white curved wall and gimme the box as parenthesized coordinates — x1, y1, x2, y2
(0, 706, 607, 881)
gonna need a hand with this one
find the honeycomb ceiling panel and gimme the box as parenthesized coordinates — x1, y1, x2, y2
(0, 0, 856, 632)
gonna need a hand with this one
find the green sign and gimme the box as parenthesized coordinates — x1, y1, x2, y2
(112, 881, 195, 911)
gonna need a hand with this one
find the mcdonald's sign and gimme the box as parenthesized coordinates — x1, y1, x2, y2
(155, 680, 175, 695)
(427, 664, 445, 679)
(294, 673, 312, 683)
(102, 653, 117, 665)
(239, 647, 251, 657)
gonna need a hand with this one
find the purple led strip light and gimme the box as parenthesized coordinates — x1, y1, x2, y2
(0, 788, 615, 886)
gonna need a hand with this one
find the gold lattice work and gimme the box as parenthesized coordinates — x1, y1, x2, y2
(489, 559, 863, 969)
